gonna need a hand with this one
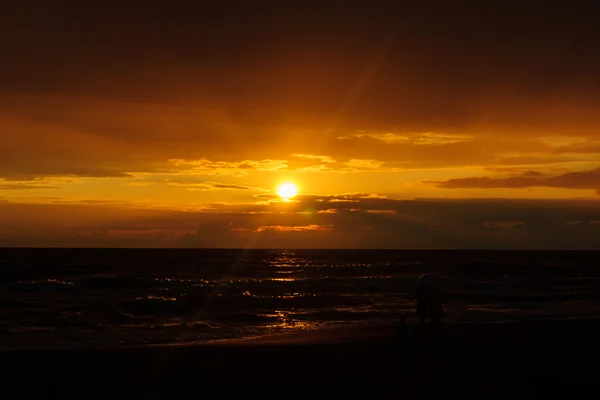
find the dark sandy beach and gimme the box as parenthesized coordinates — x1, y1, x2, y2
(2, 318, 599, 397)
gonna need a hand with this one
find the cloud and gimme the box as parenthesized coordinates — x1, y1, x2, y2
(425, 167, 600, 193)
(2, 91, 600, 181)
(0, 2, 599, 182)
(2, 197, 600, 249)
(291, 154, 335, 163)
(253, 193, 385, 206)
(343, 132, 473, 145)
(209, 183, 258, 190)
(168, 159, 288, 173)
(79, 200, 132, 205)
(483, 167, 546, 177)
(0, 183, 61, 190)
(165, 180, 264, 191)
(556, 144, 600, 154)
(482, 221, 525, 229)
(256, 225, 334, 232)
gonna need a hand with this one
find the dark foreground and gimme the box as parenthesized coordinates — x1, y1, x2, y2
(2, 318, 600, 397)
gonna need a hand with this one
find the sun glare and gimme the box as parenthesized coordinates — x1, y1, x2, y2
(277, 183, 298, 201)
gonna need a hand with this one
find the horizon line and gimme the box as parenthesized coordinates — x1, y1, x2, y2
(1, 247, 599, 252)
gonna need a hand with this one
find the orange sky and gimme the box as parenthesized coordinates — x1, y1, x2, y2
(1, 2, 599, 248)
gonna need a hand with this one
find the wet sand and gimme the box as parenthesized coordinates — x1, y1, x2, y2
(2, 318, 599, 397)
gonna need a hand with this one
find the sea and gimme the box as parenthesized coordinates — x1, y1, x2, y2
(1, 248, 599, 350)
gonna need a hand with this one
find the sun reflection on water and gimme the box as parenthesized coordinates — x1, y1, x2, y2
(268, 251, 306, 269)
(262, 310, 319, 332)
(135, 295, 177, 301)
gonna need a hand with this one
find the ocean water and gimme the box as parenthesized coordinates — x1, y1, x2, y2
(0, 248, 599, 350)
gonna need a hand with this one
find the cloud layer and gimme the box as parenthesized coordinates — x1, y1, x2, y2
(1, 3, 599, 181)
(426, 168, 600, 195)
(1, 197, 599, 249)
(1, 3, 599, 248)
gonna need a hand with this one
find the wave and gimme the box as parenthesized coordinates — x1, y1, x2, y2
(112, 293, 374, 318)
(2, 248, 600, 349)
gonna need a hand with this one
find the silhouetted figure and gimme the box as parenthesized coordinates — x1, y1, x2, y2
(417, 273, 443, 328)
(395, 313, 406, 337)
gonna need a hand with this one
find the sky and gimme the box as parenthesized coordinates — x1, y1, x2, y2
(1, 1, 600, 249)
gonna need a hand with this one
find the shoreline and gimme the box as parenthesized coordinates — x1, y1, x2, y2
(2, 317, 599, 395)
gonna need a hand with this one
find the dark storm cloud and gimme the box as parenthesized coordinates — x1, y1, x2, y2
(426, 168, 600, 192)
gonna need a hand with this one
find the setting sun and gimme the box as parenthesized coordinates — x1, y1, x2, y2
(277, 183, 298, 201)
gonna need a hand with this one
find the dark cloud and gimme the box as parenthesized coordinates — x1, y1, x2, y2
(0, 3, 598, 178)
(426, 168, 600, 193)
(482, 221, 525, 229)
(1, 197, 600, 249)
(483, 167, 545, 176)
(2, 2, 598, 98)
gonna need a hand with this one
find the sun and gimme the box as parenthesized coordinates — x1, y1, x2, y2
(277, 183, 298, 201)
